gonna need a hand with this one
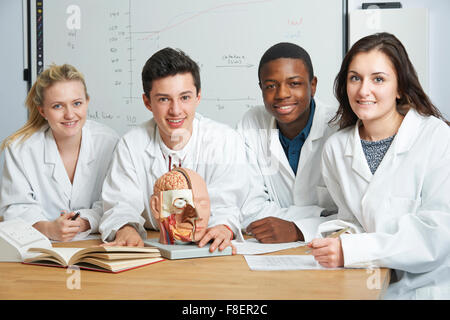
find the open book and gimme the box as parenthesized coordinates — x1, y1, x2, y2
(23, 246, 164, 273)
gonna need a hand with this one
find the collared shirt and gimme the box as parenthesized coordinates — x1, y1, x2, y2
(278, 99, 316, 175)
(157, 123, 196, 172)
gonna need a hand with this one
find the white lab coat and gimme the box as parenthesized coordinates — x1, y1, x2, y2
(99, 113, 249, 242)
(320, 109, 450, 299)
(0, 120, 119, 233)
(236, 101, 338, 241)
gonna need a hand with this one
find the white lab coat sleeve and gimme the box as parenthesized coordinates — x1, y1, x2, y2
(204, 165, 244, 241)
(341, 152, 450, 272)
(77, 145, 117, 235)
(76, 200, 102, 234)
(321, 142, 364, 232)
(241, 176, 334, 242)
(80, 129, 119, 235)
(237, 130, 331, 242)
(200, 132, 249, 242)
(99, 139, 147, 242)
(278, 181, 338, 242)
(293, 213, 338, 242)
(0, 145, 47, 226)
(323, 133, 450, 272)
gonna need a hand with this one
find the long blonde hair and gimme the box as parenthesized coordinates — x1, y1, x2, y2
(1, 64, 89, 150)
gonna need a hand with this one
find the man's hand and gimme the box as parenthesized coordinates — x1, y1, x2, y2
(246, 216, 304, 243)
(197, 224, 236, 254)
(307, 237, 344, 268)
(101, 224, 144, 247)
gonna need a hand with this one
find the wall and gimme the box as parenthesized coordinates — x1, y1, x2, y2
(0, 0, 29, 175)
(29, 0, 345, 136)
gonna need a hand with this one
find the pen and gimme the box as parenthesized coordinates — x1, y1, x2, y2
(71, 212, 80, 220)
(327, 226, 350, 238)
(304, 226, 350, 254)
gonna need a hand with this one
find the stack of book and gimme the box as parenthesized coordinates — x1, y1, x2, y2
(23, 245, 164, 273)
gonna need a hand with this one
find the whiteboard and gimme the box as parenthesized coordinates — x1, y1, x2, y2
(30, 0, 345, 136)
(349, 8, 429, 93)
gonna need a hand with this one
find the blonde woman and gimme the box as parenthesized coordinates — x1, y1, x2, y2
(0, 64, 119, 241)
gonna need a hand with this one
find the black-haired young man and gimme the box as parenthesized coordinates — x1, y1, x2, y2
(99, 48, 247, 253)
(237, 42, 338, 243)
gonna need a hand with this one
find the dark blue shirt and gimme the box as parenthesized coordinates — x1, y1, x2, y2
(278, 99, 315, 175)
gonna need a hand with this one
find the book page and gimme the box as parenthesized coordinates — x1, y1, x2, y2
(71, 246, 160, 264)
(79, 257, 164, 272)
(84, 246, 159, 253)
(27, 247, 84, 265)
(88, 252, 161, 260)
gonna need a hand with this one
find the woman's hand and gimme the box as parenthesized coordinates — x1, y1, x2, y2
(71, 212, 91, 232)
(34, 211, 82, 242)
(308, 237, 344, 268)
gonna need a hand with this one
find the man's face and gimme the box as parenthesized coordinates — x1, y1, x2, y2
(143, 73, 201, 150)
(260, 58, 317, 133)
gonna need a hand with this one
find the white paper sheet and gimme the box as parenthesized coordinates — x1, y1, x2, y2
(232, 238, 305, 255)
(244, 255, 341, 271)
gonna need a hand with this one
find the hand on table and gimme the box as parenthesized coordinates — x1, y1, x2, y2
(197, 224, 236, 254)
(101, 224, 144, 247)
(246, 216, 304, 243)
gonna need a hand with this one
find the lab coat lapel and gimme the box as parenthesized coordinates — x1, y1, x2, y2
(294, 104, 327, 195)
(71, 126, 95, 204)
(345, 121, 373, 183)
(180, 117, 198, 168)
(359, 109, 422, 229)
(145, 122, 164, 182)
(268, 116, 294, 178)
(44, 129, 72, 200)
(364, 109, 422, 192)
(297, 104, 326, 171)
(391, 108, 422, 155)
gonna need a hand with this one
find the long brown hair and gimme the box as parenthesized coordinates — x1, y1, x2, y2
(1, 64, 89, 150)
(330, 32, 449, 129)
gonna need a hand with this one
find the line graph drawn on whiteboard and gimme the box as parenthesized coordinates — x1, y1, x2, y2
(33, 0, 343, 136)
(106, 0, 276, 129)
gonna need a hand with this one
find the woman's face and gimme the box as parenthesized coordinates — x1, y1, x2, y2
(37, 80, 88, 142)
(346, 50, 401, 124)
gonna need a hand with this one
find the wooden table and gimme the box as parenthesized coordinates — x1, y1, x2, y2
(0, 231, 390, 300)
